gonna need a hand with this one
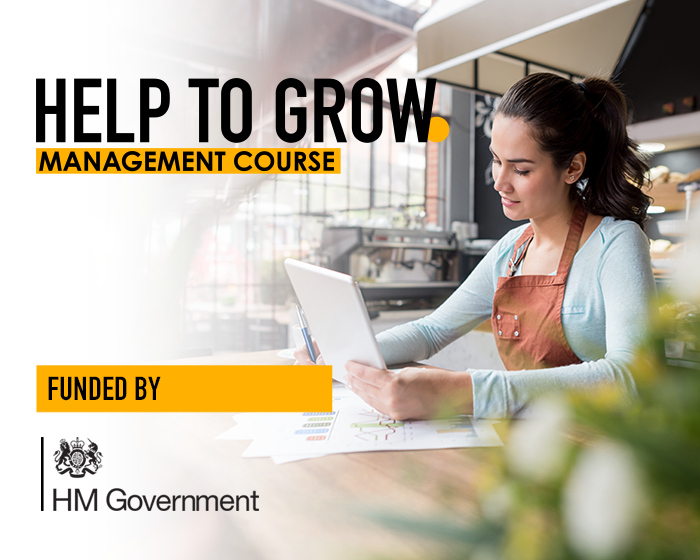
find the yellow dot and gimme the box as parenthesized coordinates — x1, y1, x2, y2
(428, 116, 449, 142)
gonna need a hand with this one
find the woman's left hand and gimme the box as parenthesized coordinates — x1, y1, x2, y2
(344, 362, 473, 421)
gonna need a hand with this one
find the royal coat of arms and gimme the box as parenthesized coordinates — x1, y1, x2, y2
(54, 437, 103, 478)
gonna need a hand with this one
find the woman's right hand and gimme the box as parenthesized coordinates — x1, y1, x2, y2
(293, 338, 325, 365)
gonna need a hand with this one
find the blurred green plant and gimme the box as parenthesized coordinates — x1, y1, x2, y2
(366, 288, 700, 560)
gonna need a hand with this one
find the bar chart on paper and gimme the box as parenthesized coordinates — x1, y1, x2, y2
(350, 411, 404, 442)
(238, 386, 501, 460)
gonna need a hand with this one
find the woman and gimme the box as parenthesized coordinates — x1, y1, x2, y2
(296, 73, 656, 420)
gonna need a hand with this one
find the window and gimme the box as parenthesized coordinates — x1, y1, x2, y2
(176, 93, 435, 353)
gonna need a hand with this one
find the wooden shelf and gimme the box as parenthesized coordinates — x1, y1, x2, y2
(646, 182, 700, 212)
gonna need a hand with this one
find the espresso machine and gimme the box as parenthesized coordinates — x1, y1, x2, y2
(320, 227, 460, 310)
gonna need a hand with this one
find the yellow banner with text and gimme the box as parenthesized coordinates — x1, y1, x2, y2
(37, 365, 332, 412)
(36, 148, 341, 174)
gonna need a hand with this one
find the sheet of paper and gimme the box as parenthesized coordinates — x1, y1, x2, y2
(236, 386, 502, 459)
(215, 424, 252, 440)
(216, 414, 325, 462)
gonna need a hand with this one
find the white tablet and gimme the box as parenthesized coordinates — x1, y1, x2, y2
(284, 258, 386, 381)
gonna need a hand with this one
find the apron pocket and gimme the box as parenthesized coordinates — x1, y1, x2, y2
(495, 311, 521, 340)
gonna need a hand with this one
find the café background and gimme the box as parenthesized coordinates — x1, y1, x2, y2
(2, 1, 699, 559)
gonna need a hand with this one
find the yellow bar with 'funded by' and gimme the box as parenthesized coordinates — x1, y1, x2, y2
(37, 365, 332, 413)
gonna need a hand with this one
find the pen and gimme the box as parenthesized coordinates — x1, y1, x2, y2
(295, 305, 318, 364)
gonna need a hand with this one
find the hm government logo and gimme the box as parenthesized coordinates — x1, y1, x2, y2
(54, 437, 103, 478)
(40, 435, 260, 513)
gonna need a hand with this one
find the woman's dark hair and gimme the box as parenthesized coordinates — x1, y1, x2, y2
(495, 73, 650, 227)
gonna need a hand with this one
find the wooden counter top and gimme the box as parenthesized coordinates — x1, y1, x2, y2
(151, 349, 507, 559)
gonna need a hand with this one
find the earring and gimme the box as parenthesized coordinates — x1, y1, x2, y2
(570, 176, 576, 182)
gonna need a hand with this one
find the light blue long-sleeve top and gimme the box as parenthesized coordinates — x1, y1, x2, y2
(376, 216, 656, 418)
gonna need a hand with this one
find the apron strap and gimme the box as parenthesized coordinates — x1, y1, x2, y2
(506, 203, 588, 278)
(508, 233, 533, 277)
(555, 203, 588, 278)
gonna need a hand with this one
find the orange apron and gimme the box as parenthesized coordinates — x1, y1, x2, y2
(491, 204, 587, 370)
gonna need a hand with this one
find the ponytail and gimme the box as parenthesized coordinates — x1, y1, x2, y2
(579, 77, 650, 226)
(496, 73, 651, 227)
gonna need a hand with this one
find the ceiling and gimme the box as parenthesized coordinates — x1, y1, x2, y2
(415, 0, 700, 151)
(124, 0, 419, 107)
(415, 0, 646, 93)
(114, 0, 421, 202)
